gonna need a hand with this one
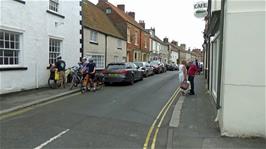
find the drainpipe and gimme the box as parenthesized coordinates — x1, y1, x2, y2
(216, 0, 226, 109)
(207, 0, 212, 90)
(105, 35, 107, 68)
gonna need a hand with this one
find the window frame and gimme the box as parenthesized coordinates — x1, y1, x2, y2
(134, 31, 138, 45)
(127, 28, 131, 43)
(49, 38, 62, 64)
(49, 0, 59, 13)
(90, 30, 98, 43)
(87, 54, 105, 69)
(0, 30, 21, 66)
(117, 39, 122, 50)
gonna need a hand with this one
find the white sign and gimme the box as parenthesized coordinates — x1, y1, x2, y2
(194, 1, 208, 18)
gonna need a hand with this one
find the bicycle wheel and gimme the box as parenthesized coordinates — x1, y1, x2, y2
(48, 78, 57, 89)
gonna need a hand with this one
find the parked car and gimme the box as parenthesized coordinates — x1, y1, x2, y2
(103, 62, 143, 85)
(133, 62, 154, 77)
(167, 63, 178, 71)
(150, 61, 164, 74)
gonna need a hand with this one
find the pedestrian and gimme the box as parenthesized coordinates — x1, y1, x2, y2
(178, 60, 189, 95)
(188, 61, 198, 95)
(55, 56, 66, 88)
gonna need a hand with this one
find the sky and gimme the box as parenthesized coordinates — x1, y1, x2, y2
(89, 0, 206, 50)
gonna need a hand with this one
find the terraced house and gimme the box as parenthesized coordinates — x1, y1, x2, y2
(0, 0, 81, 94)
(81, 0, 126, 69)
(97, 0, 150, 62)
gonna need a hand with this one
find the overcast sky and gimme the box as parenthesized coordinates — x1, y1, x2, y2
(89, 0, 206, 50)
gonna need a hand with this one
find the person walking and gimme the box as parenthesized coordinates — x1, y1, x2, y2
(55, 56, 66, 88)
(188, 61, 198, 95)
(178, 60, 188, 94)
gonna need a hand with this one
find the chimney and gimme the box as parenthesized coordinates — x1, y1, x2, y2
(180, 44, 186, 50)
(139, 20, 145, 29)
(98, 0, 108, 3)
(171, 40, 178, 46)
(127, 11, 135, 20)
(117, 4, 125, 12)
(163, 37, 168, 43)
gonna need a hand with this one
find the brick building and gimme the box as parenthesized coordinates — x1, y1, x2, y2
(97, 0, 150, 62)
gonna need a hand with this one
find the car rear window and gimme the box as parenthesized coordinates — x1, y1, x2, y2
(134, 62, 143, 67)
(107, 64, 126, 70)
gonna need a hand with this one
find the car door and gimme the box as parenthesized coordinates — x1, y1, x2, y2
(130, 63, 139, 80)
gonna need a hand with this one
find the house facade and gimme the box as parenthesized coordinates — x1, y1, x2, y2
(82, 0, 126, 69)
(0, 0, 81, 94)
(204, 0, 266, 138)
(97, 0, 150, 62)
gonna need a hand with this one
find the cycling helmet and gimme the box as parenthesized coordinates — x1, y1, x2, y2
(56, 55, 62, 60)
(88, 58, 93, 63)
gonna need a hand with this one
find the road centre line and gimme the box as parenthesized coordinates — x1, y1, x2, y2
(143, 87, 180, 149)
(33, 129, 70, 149)
(151, 88, 179, 149)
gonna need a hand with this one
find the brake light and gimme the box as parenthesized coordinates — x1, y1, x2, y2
(118, 70, 128, 74)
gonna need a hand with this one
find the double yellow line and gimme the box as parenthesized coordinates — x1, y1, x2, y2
(143, 87, 180, 149)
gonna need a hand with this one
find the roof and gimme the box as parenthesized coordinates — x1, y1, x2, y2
(82, 0, 124, 40)
(98, 1, 147, 32)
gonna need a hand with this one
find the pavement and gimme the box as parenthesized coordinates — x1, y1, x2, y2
(0, 84, 79, 116)
(168, 75, 266, 149)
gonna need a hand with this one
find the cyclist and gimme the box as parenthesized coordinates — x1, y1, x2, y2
(85, 58, 96, 91)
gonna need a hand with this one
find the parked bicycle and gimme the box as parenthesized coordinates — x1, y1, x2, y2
(80, 71, 105, 94)
(69, 66, 83, 90)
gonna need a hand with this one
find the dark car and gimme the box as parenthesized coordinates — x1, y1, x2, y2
(150, 61, 164, 74)
(104, 62, 143, 85)
(134, 62, 154, 77)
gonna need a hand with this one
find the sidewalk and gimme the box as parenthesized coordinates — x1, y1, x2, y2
(170, 75, 266, 149)
(0, 84, 79, 116)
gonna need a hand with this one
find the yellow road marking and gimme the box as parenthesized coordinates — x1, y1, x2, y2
(151, 89, 179, 149)
(143, 87, 180, 149)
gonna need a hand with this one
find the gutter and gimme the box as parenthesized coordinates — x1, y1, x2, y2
(216, 0, 226, 109)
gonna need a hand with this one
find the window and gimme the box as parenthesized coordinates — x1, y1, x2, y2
(144, 36, 147, 48)
(106, 8, 112, 14)
(89, 55, 104, 69)
(49, 38, 61, 64)
(0, 30, 20, 65)
(90, 31, 98, 43)
(127, 28, 131, 43)
(117, 39, 122, 49)
(134, 31, 138, 45)
(49, 0, 59, 12)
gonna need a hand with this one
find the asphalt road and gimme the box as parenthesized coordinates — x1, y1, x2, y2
(0, 71, 179, 149)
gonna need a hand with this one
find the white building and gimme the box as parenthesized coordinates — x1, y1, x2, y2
(82, 0, 126, 69)
(0, 0, 81, 94)
(206, 0, 265, 138)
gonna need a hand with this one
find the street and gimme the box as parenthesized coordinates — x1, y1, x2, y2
(0, 71, 179, 149)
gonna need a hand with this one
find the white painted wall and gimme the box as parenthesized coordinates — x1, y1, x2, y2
(219, 0, 266, 137)
(0, 0, 81, 94)
(170, 51, 179, 64)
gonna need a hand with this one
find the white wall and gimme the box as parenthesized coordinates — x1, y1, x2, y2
(219, 0, 266, 137)
(0, 0, 81, 94)
(170, 51, 178, 64)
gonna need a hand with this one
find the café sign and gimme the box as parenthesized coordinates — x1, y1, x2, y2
(194, 1, 208, 18)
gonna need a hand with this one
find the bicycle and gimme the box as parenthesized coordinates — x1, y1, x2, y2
(69, 66, 83, 90)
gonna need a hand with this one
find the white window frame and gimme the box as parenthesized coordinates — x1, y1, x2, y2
(144, 36, 147, 48)
(49, 38, 62, 64)
(90, 30, 98, 43)
(49, 0, 59, 12)
(127, 28, 131, 43)
(0, 30, 21, 66)
(106, 8, 112, 14)
(134, 31, 138, 45)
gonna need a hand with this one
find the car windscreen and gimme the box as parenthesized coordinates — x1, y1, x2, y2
(134, 62, 143, 67)
(150, 61, 160, 65)
(107, 64, 126, 70)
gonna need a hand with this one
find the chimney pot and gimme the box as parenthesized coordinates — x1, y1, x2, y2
(127, 11, 135, 20)
(139, 20, 145, 29)
(117, 4, 125, 12)
(98, 0, 108, 3)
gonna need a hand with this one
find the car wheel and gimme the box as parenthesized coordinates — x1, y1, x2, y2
(129, 75, 134, 85)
